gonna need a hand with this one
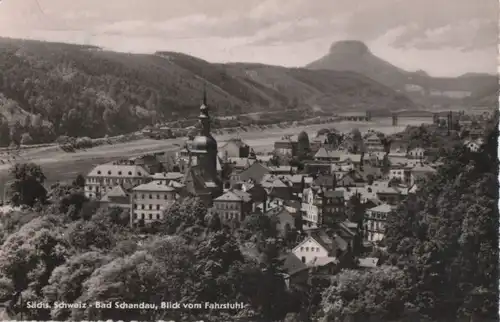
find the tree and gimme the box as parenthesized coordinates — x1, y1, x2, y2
(0, 217, 69, 320)
(0, 120, 11, 147)
(297, 131, 310, 160)
(43, 251, 112, 320)
(319, 266, 415, 322)
(73, 174, 86, 188)
(8, 163, 47, 207)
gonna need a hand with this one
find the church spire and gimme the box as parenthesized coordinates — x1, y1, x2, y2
(199, 86, 210, 135)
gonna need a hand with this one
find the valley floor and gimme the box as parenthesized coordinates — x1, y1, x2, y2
(0, 118, 432, 188)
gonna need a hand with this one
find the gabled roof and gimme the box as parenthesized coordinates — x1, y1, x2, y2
(101, 185, 128, 202)
(133, 181, 176, 192)
(239, 162, 270, 183)
(87, 164, 150, 177)
(309, 256, 339, 267)
(324, 190, 344, 198)
(280, 253, 308, 275)
(151, 172, 184, 180)
(215, 189, 252, 202)
(411, 164, 437, 173)
(368, 204, 394, 213)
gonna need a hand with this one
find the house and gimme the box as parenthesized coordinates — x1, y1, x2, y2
(280, 174, 306, 194)
(131, 181, 178, 226)
(240, 181, 268, 207)
(375, 184, 407, 205)
(313, 147, 341, 162)
(218, 138, 250, 158)
(407, 148, 426, 159)
(235, 162, 270, 184)
(365, 204, 395, 243)
(292, 231, 349, 270)
(410, 164, 437, 186)
(132, 154, 164, 174)
(260, 174, 292, 201)
(364, 133, 385, 152)
(280, 253, 309, 288)
(337, 171, 365, 187)
(464, 139, 483, 152)
(268, 166, 296, 175)
(212, 189, 253, 222)
(85, 164, 151, 199)
(274, 137, 298, 157)
(304, 161, 332, 175)
(388, 166, 411, 184)
(301, 186, 345, 228)
(100, 185, 131, 212)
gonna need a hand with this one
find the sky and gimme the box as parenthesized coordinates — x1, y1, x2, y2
(0, 0, 498, 76)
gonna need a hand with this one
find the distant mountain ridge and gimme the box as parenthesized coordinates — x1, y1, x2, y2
(306, 40, 498, 108)
(0, 37, 416, 141)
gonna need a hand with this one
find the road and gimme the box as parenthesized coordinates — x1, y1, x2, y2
(0, 117, 432, 188)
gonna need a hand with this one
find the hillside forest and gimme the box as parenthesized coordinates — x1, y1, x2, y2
(0, 37, 417, 146)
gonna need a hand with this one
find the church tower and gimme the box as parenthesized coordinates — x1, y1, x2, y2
(189, 88, 218, 180)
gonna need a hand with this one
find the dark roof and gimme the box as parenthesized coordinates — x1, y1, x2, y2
(324, 190, 344, 198)
(280, 253, 308, 275)
(239, 162, 270, 183)
(313, 174, 336, 187)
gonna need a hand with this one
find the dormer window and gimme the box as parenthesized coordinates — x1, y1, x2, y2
(138, 172, 142, 176)
(108, 171, 112, 175)
(128, 171, 132, 175)
(118, 171, 122, 175)
(97, 171, 101, 175)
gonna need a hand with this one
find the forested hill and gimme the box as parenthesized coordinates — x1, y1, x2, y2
(0, 37, 415, 144)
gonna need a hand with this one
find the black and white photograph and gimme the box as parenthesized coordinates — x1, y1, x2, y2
(0, 0, 497, 321)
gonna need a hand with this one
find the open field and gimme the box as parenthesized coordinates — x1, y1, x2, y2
(0, 117, 432, 189)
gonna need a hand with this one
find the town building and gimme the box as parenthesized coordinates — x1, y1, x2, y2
(212, 189, 253, 222)
(292, 230, 349, 272)
(364, 133, 385, 152)
(219, 138, 250, 159)
(407, 148, 426, 159)
(274, 136, 298, 157)
(131, 181, 178, 226)
(364, 204, 395, 242)
(99, 185, 131, 212)
(301, 186, 345, 228)
(84, 164, 151, 199)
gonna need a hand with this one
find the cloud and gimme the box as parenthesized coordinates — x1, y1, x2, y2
(0, 0, 497, 75)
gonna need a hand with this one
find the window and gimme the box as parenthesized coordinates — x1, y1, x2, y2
(316, 248, 319, 252)
(141, 205, 145, 210)
(156, 205, 160, 210)
(157, 213, 161, 220)
(97, 171, 101, 174)
(134, 204, 137, 209)
(118, 171, 122, 175)
(306, 247, 309, 252)
(149, 194, 152, 199)
(164, 195, 168, 199)
(149, 205, 152, 210)
(128, 171, 132, 175)
(301, 256, 306, 263)
(133, 213, 137, 219)
(141, 194, 145, 199)
(108, 171, 112, 175)
(300, 247, 304, 251)
(149, 213, 152, 220)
